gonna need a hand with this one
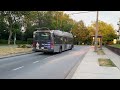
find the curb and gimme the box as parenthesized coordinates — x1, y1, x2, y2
(65, 47, 90, 79)
(0, 51, 34, 59)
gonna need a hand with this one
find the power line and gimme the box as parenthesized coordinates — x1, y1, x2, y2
(69, 11, 96, 15)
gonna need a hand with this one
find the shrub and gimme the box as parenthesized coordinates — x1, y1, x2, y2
(17, 44, 27, 48)
(117, 40, 120, 44)
(21, 44, 27, 48)
(27, 38, 33, 44)
(0, 39, 8, 44)
(106, 41, 114, 45)
(17, 44, 21, 48)
(16, 40, 27, 44)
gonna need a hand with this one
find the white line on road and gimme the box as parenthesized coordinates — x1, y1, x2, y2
(13, 66, 24, 71)
(32, 56, 55, 64)
(44, 56, 55, 60)
(33, 61, 39, 64)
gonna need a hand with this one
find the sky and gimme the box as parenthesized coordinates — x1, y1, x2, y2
(64, 11, 120, 30)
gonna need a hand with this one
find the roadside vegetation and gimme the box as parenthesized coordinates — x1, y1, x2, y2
(98, 58, 116, 67)
(110, 44, 120, 49)
(0, 46, 32, 56)
(97, 49, 105, 55)
(0, 11, 117, 46)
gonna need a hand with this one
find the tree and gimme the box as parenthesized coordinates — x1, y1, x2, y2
(2, 11, 30, 44)
(24, 11, 76, 40)
(88, 21, 117, 45)
(3, 11, 19, 44)
(71, 20, 89, 45)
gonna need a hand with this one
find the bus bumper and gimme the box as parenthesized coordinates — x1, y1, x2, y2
(32, 48, 54, 53)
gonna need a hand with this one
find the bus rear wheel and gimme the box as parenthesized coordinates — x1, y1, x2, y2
(70, 45, 73, 50)
(59, 47, 62, 53)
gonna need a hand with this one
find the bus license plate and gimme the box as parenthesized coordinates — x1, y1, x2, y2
(41, 47, 44, 49)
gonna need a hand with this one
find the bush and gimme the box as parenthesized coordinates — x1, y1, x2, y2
(27, 38, 33, 44)
(106, 41, 114, 45)
(17, 44, 27, 48)
(17, 44, 21, 48)
(0, 39, 8, 44)
(117, 40, 120, 44)
(21, 44, 27, 48)
(16, 40, 27, 44)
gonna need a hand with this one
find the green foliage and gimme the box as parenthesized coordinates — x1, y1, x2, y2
(0, 39, 8, 44)
(110, 44, 120, 49)
(71, 20, 90, 45)
(0, 11, 118, 46)
(88, 21, 117, 44)
(16, 40, 27, 44)
(117, 40, 120, 44)
(24, 11, 75, 39)
(17, 44, 27, 48)
(107, 41, 114, 45)
(27, 38, 33, 44)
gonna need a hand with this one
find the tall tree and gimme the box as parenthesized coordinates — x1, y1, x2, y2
(88, 21, 117, 44)
(71, 20, 89, 44)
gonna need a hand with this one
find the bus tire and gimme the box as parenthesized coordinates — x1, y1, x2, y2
(59, 46, 62, 53)
(70, 45, 73, 50)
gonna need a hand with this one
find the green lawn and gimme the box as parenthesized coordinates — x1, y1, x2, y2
(110, 44, 120, 49)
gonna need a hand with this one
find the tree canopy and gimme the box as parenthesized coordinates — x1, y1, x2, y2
(0, 11, 118, 45)
(87, 21, 117, 44)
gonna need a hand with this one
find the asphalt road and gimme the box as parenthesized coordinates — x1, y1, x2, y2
(0, 45, 90, 79)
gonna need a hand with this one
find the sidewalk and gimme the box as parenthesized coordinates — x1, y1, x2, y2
(72, 46, 120, 79)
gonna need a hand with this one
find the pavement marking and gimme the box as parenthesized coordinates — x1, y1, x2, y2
(44, 56, 53, 60)
(13, 66, 24, 71)
(32, 56, 55, 64)
(33, 61, 39, 63)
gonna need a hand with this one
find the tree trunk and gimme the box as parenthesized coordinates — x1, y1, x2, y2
(8, 30, 12, 45)
(14, 32, 16, 45)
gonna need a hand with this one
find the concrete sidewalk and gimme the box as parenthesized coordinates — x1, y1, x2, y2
(72, 46, 120, 79)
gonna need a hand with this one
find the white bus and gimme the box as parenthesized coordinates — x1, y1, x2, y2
(32, 28, 74, 53)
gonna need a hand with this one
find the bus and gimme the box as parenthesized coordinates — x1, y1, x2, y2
(32, 28, 74, 53)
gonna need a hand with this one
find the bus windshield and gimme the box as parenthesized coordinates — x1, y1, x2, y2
(35, 32, 51, 40)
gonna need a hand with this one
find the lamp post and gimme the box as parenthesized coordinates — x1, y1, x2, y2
(94, 11, 99, 52)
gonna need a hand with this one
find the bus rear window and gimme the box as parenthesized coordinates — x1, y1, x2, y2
(35, 32, 51, 40)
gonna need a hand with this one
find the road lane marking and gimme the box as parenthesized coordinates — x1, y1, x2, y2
(13, 66, 24, 71)
(33, 61, 39, 63)
(44, 56, 53, 60)
(32, 56, 54, 64)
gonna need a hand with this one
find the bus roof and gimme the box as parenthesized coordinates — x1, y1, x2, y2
(34, 29, 73, 38)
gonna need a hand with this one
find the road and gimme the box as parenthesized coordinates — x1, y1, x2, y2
(0, 45, 90, 79)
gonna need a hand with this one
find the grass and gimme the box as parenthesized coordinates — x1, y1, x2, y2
(0, 47, 32, 56)
(98, 58, 116, 67)
(97, 49, 105, 55)
(110, 44, 120, 49)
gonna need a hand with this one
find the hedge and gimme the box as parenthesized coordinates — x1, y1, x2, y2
(27, 38, 33, 44)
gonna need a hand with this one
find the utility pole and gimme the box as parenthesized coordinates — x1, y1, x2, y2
(37, 11, 41, 27)
(60, 13, 63, 30)
(56, 12, 58, 30)
(117, 18, 120, 40)
(94, 11, 99, 52)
